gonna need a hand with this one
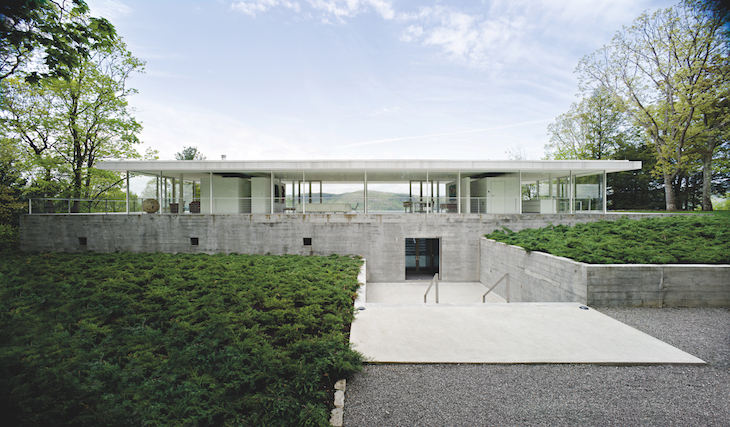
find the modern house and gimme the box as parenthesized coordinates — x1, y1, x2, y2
(21, 159, 642, 282)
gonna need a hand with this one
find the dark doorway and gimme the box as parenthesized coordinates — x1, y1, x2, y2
(405, 238, 440, 280)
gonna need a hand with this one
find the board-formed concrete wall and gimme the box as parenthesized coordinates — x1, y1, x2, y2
(480, 238, 587, 303)
(20, 213, 663, 283)
(585, 265, 730, 307)
(480, 238, 730, 307)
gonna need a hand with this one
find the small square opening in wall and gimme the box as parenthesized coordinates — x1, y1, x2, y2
(303, 238, 312, 246)
(78, 237, 87, 246)
(190, 237, 199, 246)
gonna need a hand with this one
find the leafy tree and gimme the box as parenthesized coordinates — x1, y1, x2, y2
(608, 141, 666, 210)
(2, 28, 144, 204)
(577, 0, 728, 210)
(175, 146, 206, 160)
(546, 87, 627, 160)
(0, 138, 26, 224)
(689, 96, 729, 210)
(1, 0, 116, 83)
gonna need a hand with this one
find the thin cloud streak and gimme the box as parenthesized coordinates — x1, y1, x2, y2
(341, 118, 552, 148)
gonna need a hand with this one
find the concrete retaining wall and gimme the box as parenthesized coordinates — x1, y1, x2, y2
(480, 238, 587, 303)
(20, 213, 662, 283)
(480, 238, 730, 307)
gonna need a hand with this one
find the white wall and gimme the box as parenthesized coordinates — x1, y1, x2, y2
(200, 176, 250, 214)
(251, 177, 271, 214)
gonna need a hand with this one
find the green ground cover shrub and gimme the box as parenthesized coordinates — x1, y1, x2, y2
(0, 252, 363, 427)
(485, 214, 730, 264)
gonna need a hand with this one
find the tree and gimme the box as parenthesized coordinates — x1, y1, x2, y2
(689, 95, 729, 210)
(175, 146, 206, 160)
(1, 0, 116, 83)
(2, 37, 144, 203)
(577, 0, 728, 210)
(546, 87, 627, 160)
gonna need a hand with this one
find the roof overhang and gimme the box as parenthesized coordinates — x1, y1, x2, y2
(98, 159, 643, 176)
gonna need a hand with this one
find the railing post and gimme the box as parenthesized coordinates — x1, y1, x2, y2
(29, 199, 32, 214)
(506, 274, 510, 303)
(424, 273, 439, 303)
(435, 277, 439, 303)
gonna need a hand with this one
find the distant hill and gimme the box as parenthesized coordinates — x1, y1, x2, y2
(298, 190, 412, 211)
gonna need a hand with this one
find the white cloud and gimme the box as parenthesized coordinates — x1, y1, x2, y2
(230, 0, 301, 17)
(230, 0, 395, 22)
(396, 6, 530, 70)
(400, 25, 423, 42)
(86, 0, 133, 20)
(306, 0, 395, 21)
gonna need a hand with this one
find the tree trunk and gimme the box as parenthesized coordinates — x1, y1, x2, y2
(700, 130, 717, 211)
(702, 151, 713, 211)
(664, 174, 677, 211)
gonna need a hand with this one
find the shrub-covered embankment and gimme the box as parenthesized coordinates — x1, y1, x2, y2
(0, 252, 363, 427)
(485, 214, 730, 264)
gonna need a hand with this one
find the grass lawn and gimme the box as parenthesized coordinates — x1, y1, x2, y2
(485, 212, 730, 264)
(0, 252, 363, 427)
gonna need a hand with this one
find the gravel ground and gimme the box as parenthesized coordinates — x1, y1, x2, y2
(343, 308, 730, 427)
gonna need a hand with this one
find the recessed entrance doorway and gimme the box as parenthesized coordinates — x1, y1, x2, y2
(405, 238, 440, 280)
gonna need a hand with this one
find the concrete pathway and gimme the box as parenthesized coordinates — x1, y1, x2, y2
(366, 281, 506, 304)
(350, 283, 705, 364)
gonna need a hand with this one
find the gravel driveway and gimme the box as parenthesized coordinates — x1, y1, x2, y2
(344, 308, 730, 426)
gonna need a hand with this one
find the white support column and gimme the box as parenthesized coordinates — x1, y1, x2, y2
(209, 170, 213, 214)
(364, 170, 368, 214)
(270, 171, 275, 214)
(603, 171, 607, 213)
(179, 174, 184, 208)
(302, 171, 306, 214)
(426, 169, 429, 215)
(518, 170, 522, 214)
(457, 170, 461, 214)
(126, 172, 130, 214)
(569, 170, 574, 214)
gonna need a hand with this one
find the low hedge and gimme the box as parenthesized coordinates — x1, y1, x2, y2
(0, 252, 363, 426)
(485, 214, 730, 264)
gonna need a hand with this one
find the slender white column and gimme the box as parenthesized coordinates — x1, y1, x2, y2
(569, 170, 573, 214)
(426, 169, 429, 215)
(518, 170, 522, 214)
(457, 170, 461, 214)
(126, 172, 130, 214)
(364, 170, 368, 214)
(603, 171, 608, 214)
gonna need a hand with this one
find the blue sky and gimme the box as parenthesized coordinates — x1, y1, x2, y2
(87, 0, 677, 161)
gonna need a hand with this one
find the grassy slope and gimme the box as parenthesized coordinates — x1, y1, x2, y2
(0, 252, 363, 427)
(485, 213, 730, 264)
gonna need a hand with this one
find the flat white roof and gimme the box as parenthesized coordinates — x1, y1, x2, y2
(98, 159, 642, 174)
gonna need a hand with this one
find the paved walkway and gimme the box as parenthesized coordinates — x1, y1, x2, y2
(350, 282, 705, 364)
(344, 308, 730, 427)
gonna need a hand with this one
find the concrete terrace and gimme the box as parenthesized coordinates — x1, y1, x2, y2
(350, 282, 705, 365)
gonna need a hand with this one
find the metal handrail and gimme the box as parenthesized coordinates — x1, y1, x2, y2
(424, 273, 439, 303)
(483, 273, 509, 303)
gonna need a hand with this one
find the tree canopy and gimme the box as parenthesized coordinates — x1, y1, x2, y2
(0, 0, 116, 83)
(1, 0, 144, 215)
(175, 146, 206, 161)
(572, 0, 729, 211)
